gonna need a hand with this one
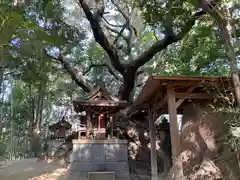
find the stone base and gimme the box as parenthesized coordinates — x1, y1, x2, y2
(88, 172, 115, 180)
(48, 139, 66, 157)
(68, 139, 130, 180)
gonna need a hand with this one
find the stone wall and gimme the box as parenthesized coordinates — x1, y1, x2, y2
(67, 139, 130, 180)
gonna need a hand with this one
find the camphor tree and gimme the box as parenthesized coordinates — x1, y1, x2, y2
(59, 0, 239, 179)
(1, 0, 239, 178)
(44, 1, 239, 178)
(48, 0, 208, 102)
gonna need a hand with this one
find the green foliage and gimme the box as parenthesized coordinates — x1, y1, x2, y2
(0, 0, 87, 159)
(133, 0, 195, 30)
(159, 23, 230, 76)
(0, 0, 239, 160)
(214, 107, 240, 153)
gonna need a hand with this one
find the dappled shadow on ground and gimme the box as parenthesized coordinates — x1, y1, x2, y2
(29, 168, 67, 180)
(0, 158, 68, 180)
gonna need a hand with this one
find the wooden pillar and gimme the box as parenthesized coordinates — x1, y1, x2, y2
(116, 123, 120, 139)
(98, 114, 102, 130)
(86, 109, 91, 138)
(78, 116, 83, 139)
(115, 116, 120, 139)
(148, 108, 158, 180)
(167, 85, 181, 161)
(162, 131, 171, 176)
(110, 115, 113, 138)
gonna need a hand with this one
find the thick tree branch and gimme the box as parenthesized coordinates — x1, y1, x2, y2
(131, 10, 206, 69)
(174, 10, 206, 41)
(110, 0, 136, 57)
(78, 0, 205, 102)
(164, 0, 174, 36)
(113, 21, 129, 45)
(111, 0, 128, 20)
(104, 25, 129, 41)
(83, 63, 123, 81)
(78, 0, 124, 74)
(57, 55, 92, 92)
(47, 53, 92, 92)
(136, 73, 149, 87)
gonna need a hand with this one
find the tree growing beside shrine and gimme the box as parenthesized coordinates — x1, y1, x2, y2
(49, 0, 207, 102)
(0, 0, 239, 177)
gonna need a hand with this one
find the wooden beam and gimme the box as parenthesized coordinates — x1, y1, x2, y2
(162, 80, 202, 86)
(110, 115, 113, 138)
(148, 89, 164, 108)
(161, 79, 225, 87)
(148, 108, 158, 180)
(176, 86, 196, 108)
(176, 93, 211, 99)
(86, 109, 91, 138)
(167, 85, 181, 161)
(136, 82, 162, 107)
(152, 96, 167, 112)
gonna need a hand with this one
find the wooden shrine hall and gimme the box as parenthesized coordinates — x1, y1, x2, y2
(73, 85, 127, 140)
(49, 116, 71, 140)
(135, 75, 234, 179)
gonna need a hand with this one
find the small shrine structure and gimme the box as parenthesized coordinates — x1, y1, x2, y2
(73, 85, 127, 139)
(69, 85, 130, 180)
(48, 116, 72, 158)
(49, 116, 71, 140)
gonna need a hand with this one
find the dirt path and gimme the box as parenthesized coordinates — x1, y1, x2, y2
(0, 158, 68, 180)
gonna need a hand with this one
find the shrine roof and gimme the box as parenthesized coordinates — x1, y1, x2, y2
(49, 117, 72, 131)
(135, 75, 233, 110)
(85, 85, 113, 100)
(73, 85, 127, 112)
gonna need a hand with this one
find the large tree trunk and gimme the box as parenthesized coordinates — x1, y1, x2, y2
(35, 84, 45, 131)
(168, 103, 240, 180)
(27, 85, 41, 157)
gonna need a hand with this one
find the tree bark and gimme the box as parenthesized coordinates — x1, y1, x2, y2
(28, 85, 41, 157)
(35, 83, 45, 131)
(57, 55, 92, 93)
(168, 103, 240, 180)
